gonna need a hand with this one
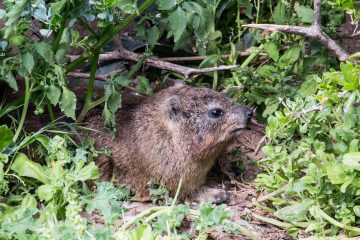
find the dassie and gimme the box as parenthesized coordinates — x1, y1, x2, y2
(85, 84, 252, 202)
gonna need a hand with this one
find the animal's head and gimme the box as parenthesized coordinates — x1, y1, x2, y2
(157, 85, 252, 157)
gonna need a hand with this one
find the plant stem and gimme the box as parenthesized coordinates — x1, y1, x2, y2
(65, 0, 156, 73)
(77, 51, 100, 122)
(252, 200, 275, 212)
(89, 97, 105, 109)
(316, 206, 360, 233)
(252, 213, 293, 229)
(212, 63, 218, 90)
(126, 55, 146, 79)
(119, 206, 167, 230)
(47, 101, 55, 121)
(240, 44, 264, 68)
(256, 183, 288, 202)
(13, 77, 31, 143)
(78, 17, 99, 38)
(255, 0, 260, 24)
(53, 2, 68, 51)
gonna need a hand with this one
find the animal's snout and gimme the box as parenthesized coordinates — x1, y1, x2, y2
(245, 109, 253, 119)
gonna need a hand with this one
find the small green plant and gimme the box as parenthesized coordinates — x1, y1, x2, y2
(254, 61, 360, 237)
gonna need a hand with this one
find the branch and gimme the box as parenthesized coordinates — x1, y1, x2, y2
(243, 0, 350, 61)
(293, 104, 325, 117)
(68, 49, 238, 78)
(157, 51, 264, 62)
(292, 91, 348, 117)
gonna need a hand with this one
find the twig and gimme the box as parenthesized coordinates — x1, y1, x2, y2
(68, 49, 238, 78)
(254, 135, 267, 155)
(292, 91, 348, 117)
(158, 55, 230, 62)
(157, 52, 265, 62)
(293, 104, 325, 117)
(243, 0, 350, 61)
(67, 72, 107, 81)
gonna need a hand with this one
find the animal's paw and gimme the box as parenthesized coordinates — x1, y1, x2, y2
(189, 186, 229, 208)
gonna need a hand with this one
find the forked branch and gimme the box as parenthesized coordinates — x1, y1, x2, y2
(68, 49, 238, 78)
(243, 0, 350, 61)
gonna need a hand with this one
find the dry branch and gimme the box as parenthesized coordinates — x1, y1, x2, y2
(68, 49, 238, 78)
(157, 51, 264, 62)
(243, 0, 350, 61)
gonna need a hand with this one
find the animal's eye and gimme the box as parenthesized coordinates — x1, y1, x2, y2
(208, 108, 224, 118)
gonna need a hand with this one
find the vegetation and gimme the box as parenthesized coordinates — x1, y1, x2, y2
(0, 0, 359, 239)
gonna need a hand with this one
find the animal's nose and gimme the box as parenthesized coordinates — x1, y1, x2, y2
(245, 109, 253, 119)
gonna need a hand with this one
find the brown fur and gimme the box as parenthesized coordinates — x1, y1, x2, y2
(85, 85, 251, 199)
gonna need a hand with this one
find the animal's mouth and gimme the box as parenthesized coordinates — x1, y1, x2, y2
(231, 127, 245, 134)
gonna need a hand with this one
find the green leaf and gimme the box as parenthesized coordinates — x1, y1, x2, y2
(197, 203, 231, 228)
(11, 153, 49, 184)
(34, 42, 54, 64)
(75, 162, 99, 181)
(0, 125, 14, 151)
(343, 152, 360, 171)
(20, 194, 37, 211)
(51, 0, 67, 15)
(37, 184, 57, 201)
(146, 26, 160, 47)
(46, 85, 61, 105)
(113, 75, 131, 87)
(22, 52, 35, 74)
(82, 182, 130, 224)
(5, 71, 18, 91)
(349, 139, 359, 152)
(103, 105, 115, 131)
(107, 90, 121, 113)
(237, 0, 253, 18)
(128, 224, 156, 240)
(262, 102, 279, 117)
(264, 42, 279, 61)
(275, 199, 313, 222)
(156, 0, 176, 10)
(4, 0, 26, 38)
(294, 3, 313, 23)
(354, 206, 360, 217)
(60, 87, 77, 120)
(167, 7, 187, 42)
(273, 1, 286, 24)
(327, 164, 348, 184)
(279, 44, 301, 66)
(338, 62, 359, 90)
(297, 75, 318, 98)
(257, 65, 275, 79)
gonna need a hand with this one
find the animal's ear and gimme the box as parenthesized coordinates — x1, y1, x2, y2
(163, 96, 182, 121)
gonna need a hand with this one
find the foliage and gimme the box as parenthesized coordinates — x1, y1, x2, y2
(0, 0, 359, 238)
(255, 62, 360, 236)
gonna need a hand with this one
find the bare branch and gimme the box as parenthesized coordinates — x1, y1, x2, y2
(313, 0, 322, 30)
(157, 51, 264, 62)
(68, 49, 238, 78)
(67, 72, 107, 81)
(254, 135, 267, 156)
(293, 104, 325, 117)
(243, 0, 350, 62)
(292, 91, 348, 117)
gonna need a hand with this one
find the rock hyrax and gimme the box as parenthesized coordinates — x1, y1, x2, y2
(85, 85, 252, 201)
